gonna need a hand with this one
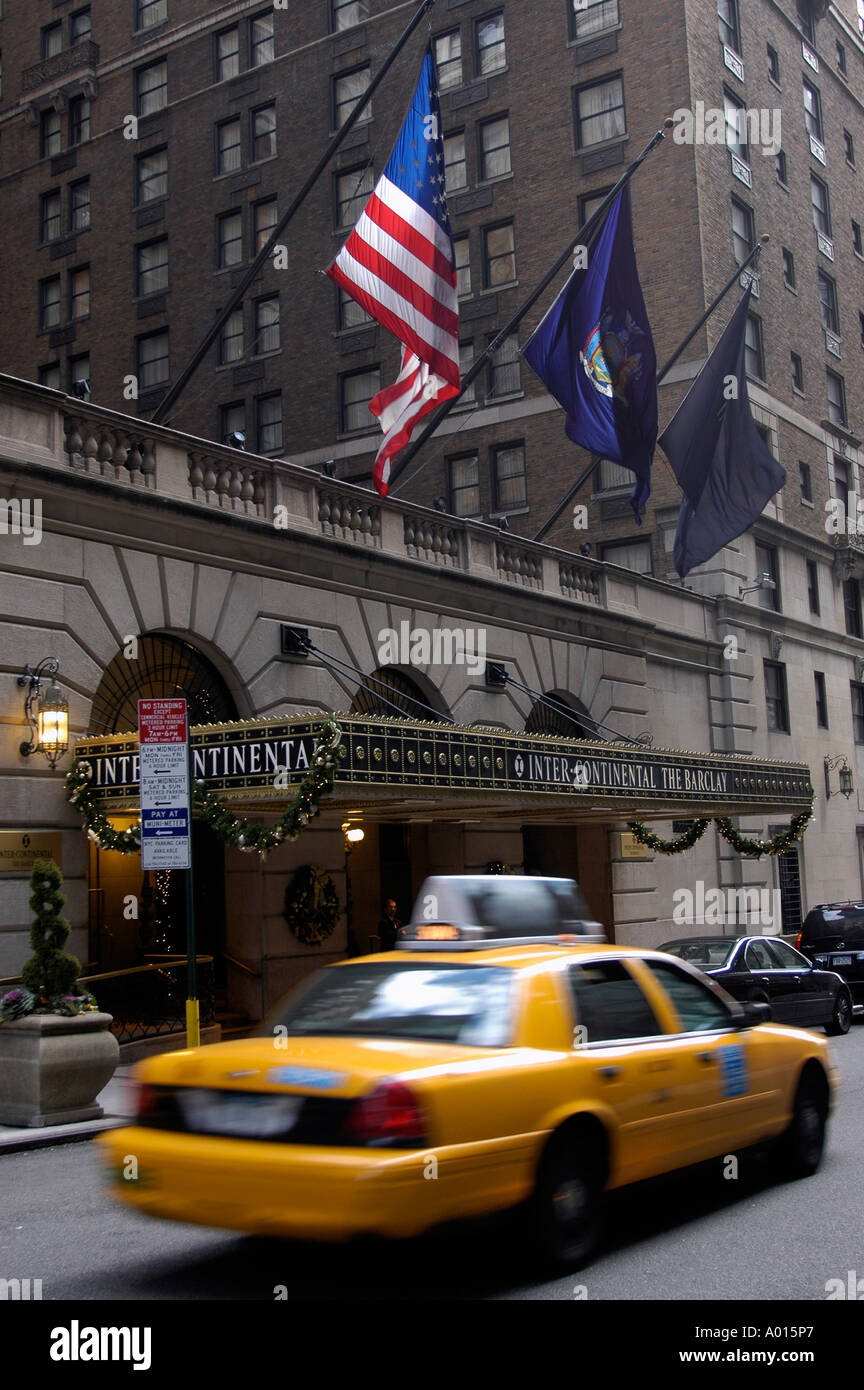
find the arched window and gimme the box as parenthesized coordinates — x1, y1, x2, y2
(88, 634, 238, 734)
(349, 667, 446, 723)
(525, 691, 598, 740)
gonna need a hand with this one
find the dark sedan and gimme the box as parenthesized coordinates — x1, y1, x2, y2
(659, 935, 852, 1036)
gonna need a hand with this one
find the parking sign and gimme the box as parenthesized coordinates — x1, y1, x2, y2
(138, 698, 191, 870)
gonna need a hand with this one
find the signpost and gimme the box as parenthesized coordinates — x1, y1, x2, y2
(138, 699, 199, 1047)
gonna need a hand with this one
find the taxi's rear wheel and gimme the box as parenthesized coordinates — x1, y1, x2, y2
(779, 1071, 828, 1178)
(532, 1135, 605, 1270)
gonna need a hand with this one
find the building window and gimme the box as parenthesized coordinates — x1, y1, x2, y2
(250, 12, 274, 67)
(745, 313, 765, 380)
(336, 166, 373, 228)
(215, 28, 239, 81)
(253, 197, 277, 252)
(69, 96, 90, 146)
(487, 332, 520, 397)
(597, 456, 632, 490)
(579, 186, 613, 227)
(137, 330, 169, 388)
(444, 132, 467, 191)
(136, 238, 168, 296)
(217, 211, 242, 268)
(493, 443, 527, 511)
(810, 174, 831, 235)
(791, 352, 804, 392)
(827, 369, 847, 428)
(454, 235, 471, 297)
(833, 455, 851, 518)
(136, 0, 167, 31)
(475, 12, 506, 76)
(70, 9, 91, 44)
(775, 150, 787, 184)
(731, 197, 754, 264)
(574, 75, 626, 148)
(449, 453, 480, 517)
(854, 221, 863, 256)
(482, 221, 516, 288)
(136, 148, 167, 205)
(818, 271, 839, 333)
(340, 367, 380, 432)
(251, 104, 276, 161)
(782, 247, 796, 288)
(39, 277, 61, 330)
(723, 88, 748, 163)
(479, 115, 511, 180)
(814, 671, 828, 728)
(844, 129, 855, 166)
(41, 23, 62, 59)
(570, 0, 620, 41)
(600, 539, 653, 574)
(796, 0, 814, 42)
(40, 191, 61, 243)
(220, 401, 245, 446)
(68, 353, 89, 397)
(458, 340, 476, 403)
(852, 683, 864, 743)
(40, 109, 61, 159)
(837, 41, 847, 75)
(219, 308, 244, 365)
(807, 558, 820, 614)
(70, 178, 90, 231)
(764, 661, 790, 733)
(217, 118, 241, 175)
(136, 61, 167, 117)
(755, 542, 780, 610)
(69, 265, 89, 319)
(254, 296, 279, 354)
(39, 363, 61, 390)
(844, 579, 863, 638)
(803, 79, 823, 142)
(767, 43, 780, 83)
(256, 393, 283, 453)
(717, 0, 740, 53)
(338, 285, 371, 329)
(799, 461, 812, 502)
(333, 67, 370, 129)
(434, 30, 462, 91)
(331, 0, 368, 33)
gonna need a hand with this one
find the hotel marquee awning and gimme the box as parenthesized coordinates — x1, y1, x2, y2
(73, 713, 813, 825)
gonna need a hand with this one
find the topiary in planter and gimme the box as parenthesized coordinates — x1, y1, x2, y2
(20, 859, 82, 1002)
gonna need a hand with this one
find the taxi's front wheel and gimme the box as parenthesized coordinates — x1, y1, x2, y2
(531, 1137, 605, 1270)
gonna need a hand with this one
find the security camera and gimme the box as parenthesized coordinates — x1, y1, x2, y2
(322, 459, 337, 477)
(227, 430, 246, 449)
(71, 378, 91, 400)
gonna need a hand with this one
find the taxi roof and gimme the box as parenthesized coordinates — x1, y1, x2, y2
(335, 942, 661, 971)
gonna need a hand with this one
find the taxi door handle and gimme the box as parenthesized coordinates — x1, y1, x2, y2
(596, 1066, 622, 1080)
(696, 1051, 716, 1064)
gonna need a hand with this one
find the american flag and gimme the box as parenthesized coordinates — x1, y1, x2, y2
(327, 48, 460, 496)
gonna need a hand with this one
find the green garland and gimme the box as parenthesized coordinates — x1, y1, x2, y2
(66, 718, 345, 857)
(630, 790, 815, 859)
(283, 864, 340, 946)
(627, 819, 710, 854)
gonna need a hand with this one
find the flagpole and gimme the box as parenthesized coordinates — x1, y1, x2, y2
(150, 0, 438, 426)
(386, 119, 673, 494)
(530, 234, 769, 543)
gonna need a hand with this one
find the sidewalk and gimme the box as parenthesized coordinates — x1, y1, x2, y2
(0, 1065, 138, 1155)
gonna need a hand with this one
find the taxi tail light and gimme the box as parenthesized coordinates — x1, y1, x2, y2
(345, 1080, 428, 1147)
(135, 1082, 159, 1122)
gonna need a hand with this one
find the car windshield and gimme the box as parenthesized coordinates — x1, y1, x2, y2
(269, 963, 517, 1046)
(660, 939, 738, 969)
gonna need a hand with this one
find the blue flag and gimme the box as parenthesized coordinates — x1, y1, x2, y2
(660, 286, 786, 578)
(523, 187, 658, 520)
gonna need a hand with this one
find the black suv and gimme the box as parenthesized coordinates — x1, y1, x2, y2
(796, 903, 864, 1007)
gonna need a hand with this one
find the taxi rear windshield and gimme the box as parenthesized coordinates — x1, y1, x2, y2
(271, 963, 516, 1046)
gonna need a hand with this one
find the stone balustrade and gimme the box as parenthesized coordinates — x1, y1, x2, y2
(188, 453, 267, 517)
(495, 539, 543, 588)
(64, 415, 156, 485)
(403, 513, 462, 566)
(317, 490, 381, 546)
(559, 558, 602, 604)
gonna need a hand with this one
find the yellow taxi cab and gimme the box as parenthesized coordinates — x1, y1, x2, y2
(100, 876, 837, 1269)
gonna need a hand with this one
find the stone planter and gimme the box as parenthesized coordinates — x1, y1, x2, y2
(0, 1012, 119, 1127)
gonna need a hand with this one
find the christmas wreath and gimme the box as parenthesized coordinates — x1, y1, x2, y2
(283, 864, 341, 946)
(629, 790, 815, 859)
(627, 819, 710, 855)
(66, 718, 344, 857)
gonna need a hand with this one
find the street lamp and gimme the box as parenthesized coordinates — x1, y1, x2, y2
(824, 754, 854, 800)
(18, 659, 69, 769)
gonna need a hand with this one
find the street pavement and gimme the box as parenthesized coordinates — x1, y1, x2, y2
(1, 1025, 863, 1301)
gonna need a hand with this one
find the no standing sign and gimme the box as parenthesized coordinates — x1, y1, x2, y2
(138, 698, 191, 870)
